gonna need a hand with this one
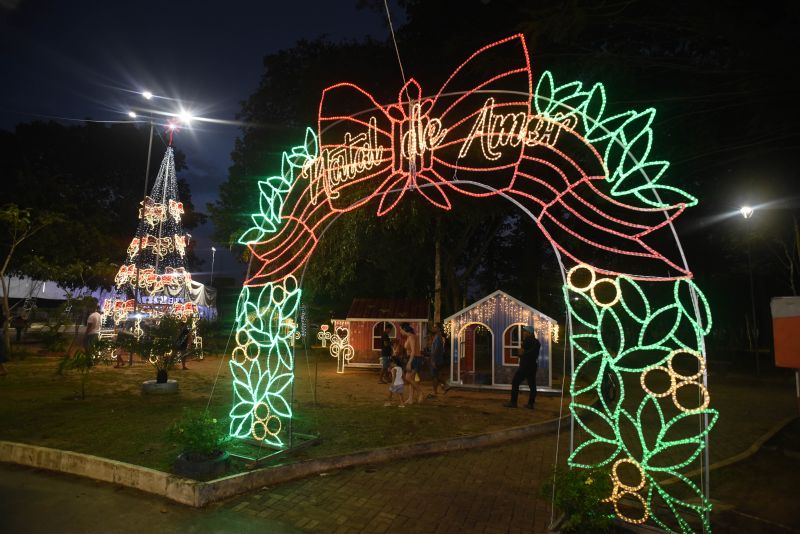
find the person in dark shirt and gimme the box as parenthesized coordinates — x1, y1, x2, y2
(175, 321, 192, 370)
(379, 324, 393, 383)
(429, 324, 447, 396)
(504, 325, 540, 409)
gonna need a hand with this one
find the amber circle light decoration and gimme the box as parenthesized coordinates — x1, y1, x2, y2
(227, 34, 716, 532)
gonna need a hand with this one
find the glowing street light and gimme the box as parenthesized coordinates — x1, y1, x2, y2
(142, 90, 153, 100)
(740, 206, 754, 219)
(128, 111, 137, 118)
(178, 109, 193, 125)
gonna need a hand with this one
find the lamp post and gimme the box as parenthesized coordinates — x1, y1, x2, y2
(740, 205, 759, 375)
(133, 95, 156, 315)
(210, 246, 217, 286)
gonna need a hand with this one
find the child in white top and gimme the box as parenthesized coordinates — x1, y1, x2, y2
(385, 357, 406, 407)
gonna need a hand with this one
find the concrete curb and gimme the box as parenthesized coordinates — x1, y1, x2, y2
(0, 441, 202, 506)
(0, 409, 573, 508)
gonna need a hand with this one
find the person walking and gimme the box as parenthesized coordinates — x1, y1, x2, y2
(400, 322, 423, 404)
(504, 325, 540, 409)
(84, 307, 102, 351)
(384, 356, 406, 407)
(379, 324, 393, 384)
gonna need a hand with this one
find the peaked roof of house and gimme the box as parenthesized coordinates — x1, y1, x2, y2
(443, 290, 555, 323)
(346, 298, 428, 321)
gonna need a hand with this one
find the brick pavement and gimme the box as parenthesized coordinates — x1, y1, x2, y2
(220, 372, 799, 533)
(223, 429, 572, 533)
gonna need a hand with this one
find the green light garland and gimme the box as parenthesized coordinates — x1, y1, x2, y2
(228, 129, 318, 447)
(228, 57, 715, 532)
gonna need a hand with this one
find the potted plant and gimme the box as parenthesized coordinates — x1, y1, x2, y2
(542, 466, 614, 533)
(168, 409, 231, 479)
(128, 315, 183, 392)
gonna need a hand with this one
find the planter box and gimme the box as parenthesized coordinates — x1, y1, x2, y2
(174, 452, 230, 479)
(141, 379, 178, 395)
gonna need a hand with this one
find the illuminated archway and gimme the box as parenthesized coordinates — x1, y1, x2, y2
(229, 35, 715, 532)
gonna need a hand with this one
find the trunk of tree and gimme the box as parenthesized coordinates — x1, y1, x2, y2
(434, 216, 441, 324)
(1, 244, 16, 354)
(1, 276, 10, 354)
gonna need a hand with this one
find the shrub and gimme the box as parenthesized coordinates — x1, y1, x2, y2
(167, 409, 229, 461)
(542, 466, 614, 533)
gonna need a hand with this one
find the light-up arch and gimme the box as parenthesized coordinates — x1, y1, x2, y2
(229, 34, 715, 533)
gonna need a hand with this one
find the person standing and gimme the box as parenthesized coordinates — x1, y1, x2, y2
(175, 320, 192, 370)
(504, 325, 540, 409)
(12, 314, 27, 343)
(0, 330, 8, 376)
(429, 324, 447, 397)
(379, 324, 393, 384)
(400, 322, 423, 404)
(84, 307, 102, 351)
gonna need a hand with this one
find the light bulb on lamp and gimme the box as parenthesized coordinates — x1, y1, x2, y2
(740, 206, 754, 219)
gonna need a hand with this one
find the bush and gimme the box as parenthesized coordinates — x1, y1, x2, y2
(167, 409, 229, 461)
(542, 466, 614, 533)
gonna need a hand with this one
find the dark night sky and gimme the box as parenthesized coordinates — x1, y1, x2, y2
(0, 0, 401, 282)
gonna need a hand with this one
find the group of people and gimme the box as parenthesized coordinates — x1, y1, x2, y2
(378, 322, 448, 407)
(83, 307, 194, 370)
(377, 321, 541, 410)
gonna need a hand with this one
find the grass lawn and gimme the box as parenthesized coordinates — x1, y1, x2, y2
(0, 345, 569, 476)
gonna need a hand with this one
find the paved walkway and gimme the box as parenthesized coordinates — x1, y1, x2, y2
(222, 431, 571, 534)
(0, 428, 570, 534)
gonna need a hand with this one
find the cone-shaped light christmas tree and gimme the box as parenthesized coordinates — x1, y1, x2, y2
(114, 146, 193, 304)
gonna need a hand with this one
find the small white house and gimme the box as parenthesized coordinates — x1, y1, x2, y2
(444, 290, 558, 391)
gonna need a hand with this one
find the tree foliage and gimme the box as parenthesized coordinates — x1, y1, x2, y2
(211, 0, 800, 333)
(0, 121, 207, 290)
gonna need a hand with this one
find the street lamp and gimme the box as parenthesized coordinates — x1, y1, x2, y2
(142, 90, 153, 100)
(741, 205, 758, 374)
(128, 111, 137, 119)
(210, 246, 217, 286)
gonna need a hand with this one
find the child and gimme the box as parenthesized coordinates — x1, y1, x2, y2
(385, 356, 406, 407)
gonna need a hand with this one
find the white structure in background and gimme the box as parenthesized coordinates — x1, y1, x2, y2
(444, 290, 558, 391)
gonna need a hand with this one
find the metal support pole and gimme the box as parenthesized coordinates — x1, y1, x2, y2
(134, 121, 154, 315)
(747, 239, 759, 375)
(210, 248, 216, 286)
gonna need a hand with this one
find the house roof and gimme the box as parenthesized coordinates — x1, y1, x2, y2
(346, 298, 428, 321)
(443, 290, 555, 323)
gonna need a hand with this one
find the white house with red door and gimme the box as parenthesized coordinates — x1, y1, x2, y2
(444, 290, 558, 391)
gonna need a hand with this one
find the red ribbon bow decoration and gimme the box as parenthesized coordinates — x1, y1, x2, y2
(315, 34, 533, 216)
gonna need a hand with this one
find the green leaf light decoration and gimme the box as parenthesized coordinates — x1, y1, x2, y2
(229, 40, 715, 532)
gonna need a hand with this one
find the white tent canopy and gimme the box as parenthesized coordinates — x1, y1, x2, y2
(1, 275, 215, 309)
